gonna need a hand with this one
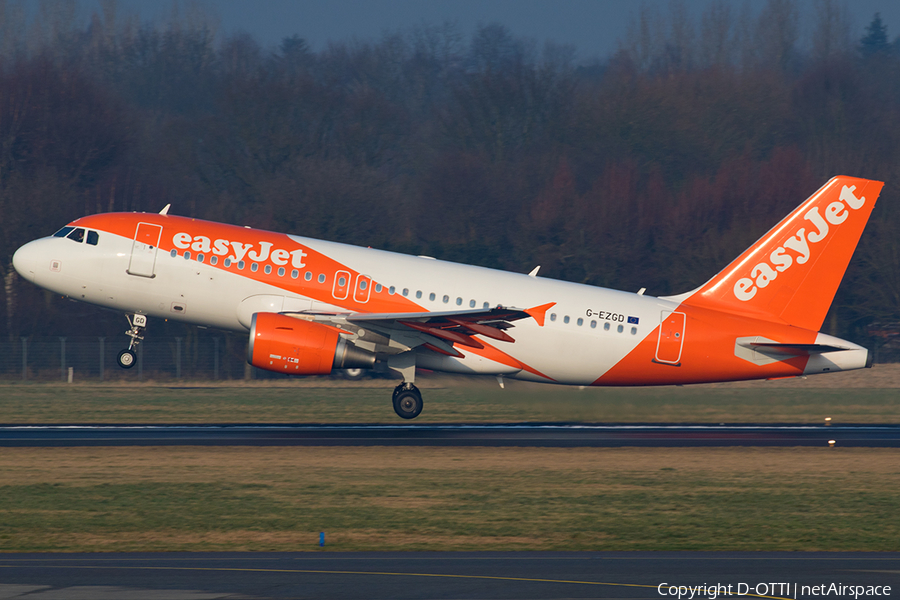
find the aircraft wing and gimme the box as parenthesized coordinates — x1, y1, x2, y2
(285, 303, 554, 357)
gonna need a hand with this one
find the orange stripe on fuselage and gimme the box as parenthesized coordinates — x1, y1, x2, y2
(71, 213, 426, 315)
(594, 303, 815, 386)
(466, 339, 555, 381)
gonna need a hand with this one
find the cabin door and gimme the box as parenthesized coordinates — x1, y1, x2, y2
(127, 222, 163, 278)
(655, 311, 685, 365)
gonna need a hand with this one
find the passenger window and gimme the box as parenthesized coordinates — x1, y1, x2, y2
(237, 260, 245, 270)
(416, 291, 422, 299)
(184, 251, 191, 260)
(591, 320, 597, 329)
(318, 274, 326, 283)
(86, 231, 99, 245)
(577, 318, 583, 326)
(53, 226, 74, 238)
(375, 284, 382, 293)
(277, 267, 284, 276)
(251, 263, 258, 272)
(631, 326, 638, 335)
(197, 254, 205, 263)
(304, 271, 312, 281)
(264, 265, 272, 274)
(170, 249, 177, 258)
(360, 280, 368, 290)
(456, 297, 462, 306)
(483, 302, 490, 309)
(442, 295, 449, 303)
(563, 316, 570, 324)
(550, 313, 557, 322)
(338, 276, 347, 287)
(291, 269, 299, 279)
(224, 258, 232, 267)
(604, 322, 610, 331)
(67, 228, 85, 243)
(210, 256, 218, 265)
(469, 299, 476, 308)
(429, 293, 436, 301)
(617, 324, 624, 333)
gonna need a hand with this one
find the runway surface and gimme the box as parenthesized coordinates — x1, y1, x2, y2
(1, 552, 898, 599)
(1, 423, 899, 447)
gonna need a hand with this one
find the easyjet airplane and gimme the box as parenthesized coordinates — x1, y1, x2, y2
(12, 176, 883, 418)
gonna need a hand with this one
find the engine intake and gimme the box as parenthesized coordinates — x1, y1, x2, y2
(248, 312, 375, 375)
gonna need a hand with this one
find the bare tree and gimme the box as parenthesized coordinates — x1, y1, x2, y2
(0, 0, 27, 64)
(699, 0, 734, 68)
(665, 0, 695, 72)
(754, 0, 800, 71)
(621, 3, 665, 72)
(810, 0, 853, 62)
(28, 0, 80, 58)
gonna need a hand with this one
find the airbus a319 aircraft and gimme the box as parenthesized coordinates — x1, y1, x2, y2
(12, 176, 883, 418)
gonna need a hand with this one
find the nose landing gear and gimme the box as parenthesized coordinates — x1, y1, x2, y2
(117, 313, 147, 369)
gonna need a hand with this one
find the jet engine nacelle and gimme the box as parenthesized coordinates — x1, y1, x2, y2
(248, 312, 375, 375)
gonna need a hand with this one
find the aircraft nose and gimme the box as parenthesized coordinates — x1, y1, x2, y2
(12, 241, 40, 283)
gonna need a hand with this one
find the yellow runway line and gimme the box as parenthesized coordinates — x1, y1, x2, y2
(0, 563, 791, 599)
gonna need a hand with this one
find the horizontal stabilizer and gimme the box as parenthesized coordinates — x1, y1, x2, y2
(744, 342, 851, 356)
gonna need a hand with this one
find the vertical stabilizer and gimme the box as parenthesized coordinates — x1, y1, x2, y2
(678, 176, 883, 331)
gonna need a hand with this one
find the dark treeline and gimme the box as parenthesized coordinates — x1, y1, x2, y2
(1, 0, 899, 358)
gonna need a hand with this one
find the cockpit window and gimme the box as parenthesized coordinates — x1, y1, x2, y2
(53, 226, 74, 238)
(86, 230, 99, 246)
(66, 228, 85, 243)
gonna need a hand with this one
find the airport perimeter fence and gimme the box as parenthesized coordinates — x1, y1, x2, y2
(1, 334, 899, 382)
(0, 335, 269, 382)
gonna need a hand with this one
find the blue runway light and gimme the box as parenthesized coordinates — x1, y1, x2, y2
(320, 532, 325, 547)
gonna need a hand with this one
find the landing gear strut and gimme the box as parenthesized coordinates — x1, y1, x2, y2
(388, 351, 422, 419)
(117, 313, 147, 369)
(393, 382, 423, 419)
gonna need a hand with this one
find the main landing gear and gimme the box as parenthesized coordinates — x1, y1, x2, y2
(392, 382, 423, 419)
(117, 313, 147, 369)
(388, 352, 422, 419)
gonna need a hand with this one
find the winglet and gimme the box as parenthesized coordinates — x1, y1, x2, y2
(525, 302, 556, 327)
(528, 266, 540, 277)
(159, 204, 171, 215)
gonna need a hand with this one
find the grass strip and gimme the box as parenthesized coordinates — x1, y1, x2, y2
(0, 447, 897, 552)
(0, 373, 899, 424)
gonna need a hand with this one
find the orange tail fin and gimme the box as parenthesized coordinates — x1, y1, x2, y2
(675, 176, 883, 331)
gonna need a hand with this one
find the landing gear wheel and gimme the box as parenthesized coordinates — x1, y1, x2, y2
(117, 349, 136, 369)
(392, 383, 423, 419)
(340, 368, 366, 380)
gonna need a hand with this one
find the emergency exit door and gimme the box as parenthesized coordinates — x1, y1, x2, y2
(655, 311, 685, 365)
(127, 222, 163, 278)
